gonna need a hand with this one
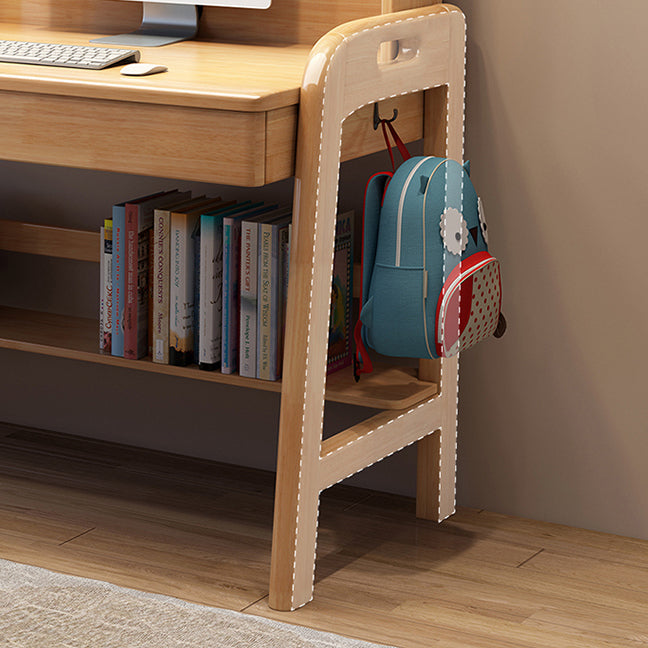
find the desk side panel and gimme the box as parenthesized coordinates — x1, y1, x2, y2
(0, 91, 266, 186)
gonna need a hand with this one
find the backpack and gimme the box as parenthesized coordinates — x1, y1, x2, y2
(353, 121, 506, 379)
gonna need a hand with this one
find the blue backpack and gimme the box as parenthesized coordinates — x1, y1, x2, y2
(354, 121, 505, 379)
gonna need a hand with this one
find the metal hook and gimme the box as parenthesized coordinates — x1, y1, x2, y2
(373, 103, 398, 130)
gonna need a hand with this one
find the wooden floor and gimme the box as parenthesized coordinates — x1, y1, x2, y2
(1, 422, 647, 648)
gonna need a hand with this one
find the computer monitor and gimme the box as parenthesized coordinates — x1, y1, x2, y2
(92, 0, 271, 47)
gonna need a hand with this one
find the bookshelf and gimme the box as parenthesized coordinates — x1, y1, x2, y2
(0, 0, 465, 610)
(0, 306, 436, 410)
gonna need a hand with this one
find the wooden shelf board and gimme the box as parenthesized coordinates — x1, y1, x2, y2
(0, 307, 437, 410)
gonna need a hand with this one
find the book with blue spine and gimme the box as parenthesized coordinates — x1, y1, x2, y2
(99, 224, 106, 349)
(111, 192, 165, 358)
(196, 200, 247, 370)
(111, 203, 126, 357)
(124, 190, 188, 360)
(198, 210, 223, 370)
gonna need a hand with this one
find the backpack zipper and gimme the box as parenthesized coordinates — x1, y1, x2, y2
(395, 157, 431, 267)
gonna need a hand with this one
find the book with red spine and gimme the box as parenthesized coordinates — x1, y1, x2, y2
(123, 190, 190, 359)
(111, 191, 166, 358)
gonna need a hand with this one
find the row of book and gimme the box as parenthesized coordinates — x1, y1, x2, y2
(98, 189, 354, 380)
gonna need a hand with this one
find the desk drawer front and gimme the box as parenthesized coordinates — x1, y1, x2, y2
(0, 91, 266, 186)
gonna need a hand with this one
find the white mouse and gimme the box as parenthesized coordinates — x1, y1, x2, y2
(120, 63, 168, 76)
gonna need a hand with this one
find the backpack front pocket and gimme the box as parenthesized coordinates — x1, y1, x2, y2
(435, 251, 501, 357)
(362, 263, 427, 357)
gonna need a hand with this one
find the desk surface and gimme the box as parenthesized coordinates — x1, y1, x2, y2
(0, 24, 311, 112)
(0, 20, 423, 185)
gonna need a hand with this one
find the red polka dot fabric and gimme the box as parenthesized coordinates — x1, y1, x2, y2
(436, 255, 501, 357)
(458, 261, 501, 351)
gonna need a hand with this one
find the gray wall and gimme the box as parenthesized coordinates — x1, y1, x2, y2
(1, 0, 647, 539)
(454, 0, 648, 539)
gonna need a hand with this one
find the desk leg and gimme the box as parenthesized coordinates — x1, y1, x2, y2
(269, 76, 340, 609)
(268, 191, 334, 609)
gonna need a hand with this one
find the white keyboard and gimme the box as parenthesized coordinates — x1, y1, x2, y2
(0, 40, 140, 70)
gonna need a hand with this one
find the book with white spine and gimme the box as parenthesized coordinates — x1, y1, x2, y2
(169, 198, 224, 366)
(152, 195, 210, 364)
(197, 201, 253, 371)
(239, 207, 291, 378)
(221, 203, 278, 374)
(257, 213, 292, 381)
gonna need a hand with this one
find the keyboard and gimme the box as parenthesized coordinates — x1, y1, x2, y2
(0, 40, 140, 70)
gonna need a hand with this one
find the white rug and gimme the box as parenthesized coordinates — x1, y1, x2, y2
(0, 559, 395, 648)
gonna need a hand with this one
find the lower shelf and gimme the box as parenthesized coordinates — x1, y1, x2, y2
(0, 306, 437, 410)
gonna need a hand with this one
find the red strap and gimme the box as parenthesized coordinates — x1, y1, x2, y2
(381, 121, 397, 172)
(355, 120, 409, 380)
(380, 119, 411, 172)
(353, 319, 373, 380)
(385, 120, 412, 162)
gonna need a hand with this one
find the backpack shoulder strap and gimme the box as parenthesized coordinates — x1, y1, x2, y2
(353, 170, 392, 380)
(361, 171, 392, 303)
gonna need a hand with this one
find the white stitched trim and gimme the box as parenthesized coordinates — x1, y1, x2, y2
(396, 157, 430, 267)
(289, 4, 463, 608)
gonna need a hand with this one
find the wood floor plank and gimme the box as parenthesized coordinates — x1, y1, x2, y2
(449, 508, 648, 567)
(0, 534, 266, 611)
(0, 508, 91, 545)
(520, 548, 648, 593)
(419, 557, 648, 617)
(523, 605, 648, 646)
(308, 552, 647, 646)
(1, 423, 647, 648)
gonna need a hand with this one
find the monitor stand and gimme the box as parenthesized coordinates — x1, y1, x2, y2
(91, 2, 198, 47)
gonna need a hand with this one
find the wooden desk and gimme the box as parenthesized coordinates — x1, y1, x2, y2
(0, 0, 465, 610)
(0, 23, 424, 186)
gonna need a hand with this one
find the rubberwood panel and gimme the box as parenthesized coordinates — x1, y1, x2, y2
(0, 220, 100, 262)
(0, 307, 436, 410)
(0, 90, 266, 186)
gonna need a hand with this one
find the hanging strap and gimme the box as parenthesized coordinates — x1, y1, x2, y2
(353, 319, 373, 381)
(380, 119, 411, 171)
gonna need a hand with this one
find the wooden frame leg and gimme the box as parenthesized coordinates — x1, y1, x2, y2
(269, 415, 322, 610)
(268, 167, 333, 609)
(268, 35, 340, 609)
(416, 22, 465, 522)
(270, 5, 467, 609)
(416, 357, 458, 521)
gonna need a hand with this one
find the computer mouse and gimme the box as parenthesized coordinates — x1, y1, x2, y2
(120, 63, 168, 76)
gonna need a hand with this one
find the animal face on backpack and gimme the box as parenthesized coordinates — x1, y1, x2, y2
(356, 155, 503, 369)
